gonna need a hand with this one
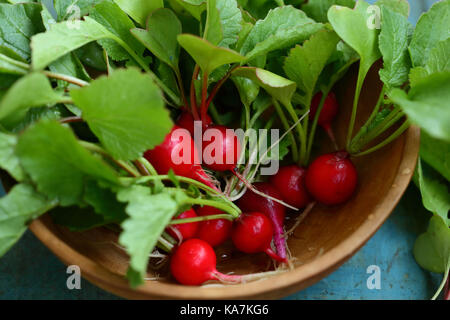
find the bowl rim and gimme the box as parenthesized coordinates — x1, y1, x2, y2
(28, 126, 420, 300)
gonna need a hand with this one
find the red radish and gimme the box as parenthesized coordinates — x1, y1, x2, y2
(170, 239, 242, 285)
(305, 151, 357, 205)
(237, 182, 287, 260)
(269, 165, 310, 209)
(310, 92, 338, 148)
(231, 212, 286, 263)
(202, 125, 241, 172)
(196, 206, 232, 247)
(167, 209, 199, 242)
(144, 126, 217, 190)
(176, 111, 212, 136)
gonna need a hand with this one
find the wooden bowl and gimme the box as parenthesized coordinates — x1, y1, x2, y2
(6, 63, 419, 299)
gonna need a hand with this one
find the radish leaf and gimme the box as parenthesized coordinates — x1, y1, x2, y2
(283, 29, 340, 107)
(117, 185, 180, 287)
(240, 6, 323, 64)
(232, 66, 296, 108)
(378, 5, 411, 89)
(0, 132, 25, 181)
(409, 0, 450, 68)
(0, 2, 44, 61)
(16, 120, 119, 206)
(389, 72, 450, 142)
(0, 73, 65, 130)
(0, 184, 56, 257)
(131, 9, 182, 71)
(90, 1, 145, 62)
(177, 34, 244, 74)
(302, 0, 355, 23)
(112, 0, 163, 26)
(420, 132, 450, 182)
(414, 215, 450, 273)
(204, 0, 242, 48)
(70, 68, 172, 161)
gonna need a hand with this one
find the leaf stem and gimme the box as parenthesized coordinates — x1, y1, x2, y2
(60, 116, 83, 124)
(190, 65, 201, 121)
(169, 214, 234, 225)
(432, 267, 449, 300)
(346, 63, 367, 149)
(185, 197, 240, 217)
(349, 85, 386, 149)
(200, 71, 209, 123)
(283, 101, 307, 165)
(79, 141, 141, 177)
(43, 71, 89, 87)
(306, 87, 330, 162)
(352, 120, 410, 157)
(174, 67, 188, 108)
(273, 100, 299, 162)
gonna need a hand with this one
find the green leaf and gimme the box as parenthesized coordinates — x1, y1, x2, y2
(414, 215, 450, 273)
(408, 38, 450, 88)
(177, 34, 245, 74)
(204, 0, 242, 48)
(0, 3, 45, 61)
(0, 73, 65, 130)
(0, 53, 28, 75)
(49, 53, 91, 89)
(415, 159, 450, 227)
(240, 6, 323, 63)
(0, 132, 24, 181)
(378, 6, 411, 88)
(375, 0, 410, 17)
(231, 76, 260, 109)
(90, 1, 145, 62)
(283, 29, 340, 106)
(31, 17, 128, 71)
(232, 66, 296, 107)
(131, 9, 182, 70)
(302, 0, 355, 23)
(117, 185, 179, 287)
(53, 0, 103, 21)
(389, 72, 450, 142)
(70, 68, 172, 161)
(424, 38, 450, 75)
(172, 0, 206, 20)
(328, 0, 381, 78)
(16, 120, 119, 206)
(113, 0, 163, 26)
(420, 131, 450, 182)
(409, 0, 450, 67)
(0, 183, 56, 257)
(83, 180, 127, 222)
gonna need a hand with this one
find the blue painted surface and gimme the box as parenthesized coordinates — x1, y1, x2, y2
(0, 0, 441, 300)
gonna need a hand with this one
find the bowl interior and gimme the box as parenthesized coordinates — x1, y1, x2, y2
(6, 62, 419, 299)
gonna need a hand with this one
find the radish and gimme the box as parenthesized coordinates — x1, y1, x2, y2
(237, 182, 287, 260)
(202, 125, 241, 172)
(170, 239, 283, 286)
(305, 151, 357, 205)
(176, 111, 212, 136)
(144, 126, 217, 190)
(167, 208, 199, 242)
(269, 165, 311, 209)
(310, 92, 339, 148)
(231, 212, 286, 263)
(196, 206, 232, 247)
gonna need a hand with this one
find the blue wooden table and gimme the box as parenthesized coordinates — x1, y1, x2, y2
(0, 0, 441, 300)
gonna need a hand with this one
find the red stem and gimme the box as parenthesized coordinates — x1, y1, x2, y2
(211, 270, 242, 284)
(200, 71, 209, 124)
(324, 124, 339, 151)
(265, 247, 288, 264)
(190, 65, 200, 121)
(60, 116, 83, 124)
(444, 277, 449, 300)
(204, 65, 238, 116)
